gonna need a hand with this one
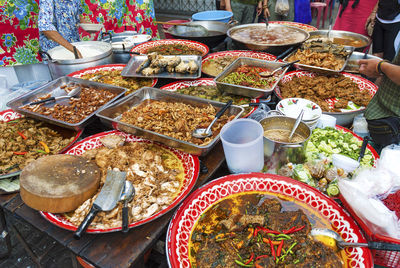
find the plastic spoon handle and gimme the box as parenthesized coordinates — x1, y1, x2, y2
(74, 205, 100, 239)
(339, 241, 400, 252)
(358, 136, 370, 162)
(122, 204, 129, 233)
(30, 97, 56, 105)
(288, 109, 304, 141)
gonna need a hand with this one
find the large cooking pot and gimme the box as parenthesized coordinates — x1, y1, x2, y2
(227, 23, 309, 54)
(101, 31, 151, 63)
(260, 116, 311, 172)
(43, 41, 112, 79)
(308, 30, 371, 52)
(166, 21, 231, 48)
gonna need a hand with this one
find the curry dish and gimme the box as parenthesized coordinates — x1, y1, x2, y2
(69, 135, 185, 229)
(278, 74, 372, 112)
(0, 118, 76, 176)
(189, 193, 344, 267)
(146, 44, 203, 55)
(79, 69, 153, 95)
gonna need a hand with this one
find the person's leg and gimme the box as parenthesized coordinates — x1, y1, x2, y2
(231, 1, 246, 23)
(372, 20, 385, 58)
(268, 0, 280, 21)
(367, 117, 400, 149)
(241, 4, 257, 24)
(382, 21, 400, 61)
(284, 0, 295, 21)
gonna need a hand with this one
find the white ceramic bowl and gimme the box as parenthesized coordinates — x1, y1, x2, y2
(79, 23, 104, 32)
(277, 98, 322, 122)
(332, 154, 360, 173)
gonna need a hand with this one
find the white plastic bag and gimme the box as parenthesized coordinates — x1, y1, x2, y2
(275, 0, 290, 16)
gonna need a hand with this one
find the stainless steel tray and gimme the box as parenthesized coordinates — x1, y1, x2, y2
(121, 55, 202, 79)
(344, 51, 382, 73)
(7, 76, 126, 130)
(284, 46, 354, 74)
(214, 57, 289, 98)
(96, 87, 244, 156)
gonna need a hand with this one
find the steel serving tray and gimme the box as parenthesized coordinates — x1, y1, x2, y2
(96, 87, 244, 156)
(7, 76, 126, 130)
(344, 52, 382, 73)
(214, 57, 289, 98)
(121, 55, 202, 79)
(284, 46, 354, 74)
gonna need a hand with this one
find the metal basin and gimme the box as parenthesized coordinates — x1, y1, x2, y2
(166, 21, 231, 48)
(260, 116, 311, 172)
(309, 30, 371, 52)
(44, 41, 113, 79)
(227, 23, 309, 54)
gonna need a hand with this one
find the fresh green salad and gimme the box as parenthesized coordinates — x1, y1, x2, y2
(305, 127, 374, 167)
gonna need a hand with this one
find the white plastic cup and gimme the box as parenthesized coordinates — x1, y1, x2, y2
(317, 114, 337, 129)
(220, 118, 264, 174)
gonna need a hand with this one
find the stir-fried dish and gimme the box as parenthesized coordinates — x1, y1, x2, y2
(189, 193, 344, 267)
(78, 69, 153, 95)
(0, 118, 76, 176)
(221, 65, 279, 90)
(278, 74, 372, 112)
(146, 44, 203, 55)
(69, 135, 185, 229)
(120, 100, 234, 146)
(203, 56, 240, 77)
(287, 40, 351, 71)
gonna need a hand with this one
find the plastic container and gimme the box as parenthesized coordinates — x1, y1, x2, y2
(192, 10, 233, 23)
(332, 154, 360, 173)
(220, 118, 264, 173)
(317, 114, 337, 129)
(162, 20, 190, 39)
(353, 113, 369, 138)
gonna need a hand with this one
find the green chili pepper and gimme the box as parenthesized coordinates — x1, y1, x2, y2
(234, 259, 253, 267)
(276, 234, 291, 240)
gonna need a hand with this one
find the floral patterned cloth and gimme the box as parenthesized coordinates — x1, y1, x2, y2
(38, 0, 83, 52)
(0, 0, 158, 66)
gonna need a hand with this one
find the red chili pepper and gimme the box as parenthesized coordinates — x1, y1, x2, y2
(285, 225, 306, 234)
(253, 228, 259, 237)
(255, 255, 269, 261)
(258, 226, 280, 235)
(268, 239, 276, 260)
(255, 264, 263, 268)
(17, 131, 27, 140)
(13, 151, 28, 155)
(244, 253, 254, 265)
(276, 240, 284, 257)
(282, 226, 296, 234)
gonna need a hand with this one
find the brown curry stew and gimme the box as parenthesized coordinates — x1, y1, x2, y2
(189, 192, 346, 267)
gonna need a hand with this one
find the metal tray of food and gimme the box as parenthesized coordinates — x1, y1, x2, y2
(121, 55, 202, 79)
(96, 87, 244, 156)
(7, 76, 126, 130)
(214, 57, 290, 98)
(344, 51, 382, 73)
(284, 45, 354, 74)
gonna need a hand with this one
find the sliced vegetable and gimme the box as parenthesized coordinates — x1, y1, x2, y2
(39, 141, 50, 153)
(13, 152, 28, 155)
(17, 131, 27, 140)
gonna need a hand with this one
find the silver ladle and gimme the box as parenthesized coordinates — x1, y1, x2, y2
(288, 109, 304, 141)
(30, 86, 81, 105)
(311, 228, 400, 252)
(119, 180, 135, 233)
(259, 60, 300, 78)
(192, 100, 233, 139)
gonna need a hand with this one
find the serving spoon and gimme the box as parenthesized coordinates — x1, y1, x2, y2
(288, 108, 304, 142)
(192, 100, 233, 139)
(259, 60, 299, 78)
(311, 228, 400, 252)
(119, 180, 135, 233)
(30, 86, 81, 105)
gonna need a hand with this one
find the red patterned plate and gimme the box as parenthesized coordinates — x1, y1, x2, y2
(166, 173, 373, 268)
(40, 130, 200, 233)
(0, 109, 82, 179)
(131, 39, 209, 57)
(160, 78, 257, 118)
(275, 70, 378, 114)
(269, 21, 318, 32)
(201, 50, 277, 77)
(67, 64, 157, 92)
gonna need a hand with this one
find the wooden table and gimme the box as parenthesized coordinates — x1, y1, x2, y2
(1, 140, 226, 268)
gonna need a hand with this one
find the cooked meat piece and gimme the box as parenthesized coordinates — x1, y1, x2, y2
(267, 210, 311, 234)
(238, 214, 265, 227)
(99, 135, 125, 149)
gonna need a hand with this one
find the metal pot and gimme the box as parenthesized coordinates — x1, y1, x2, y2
(308, 30, 371, 52)
(166, 21, 231, 48)
(43, 41, 113, 79)
(227, 23, 309, 54)
(260, 116, 311, 172)
(101, 31, 151, 63)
